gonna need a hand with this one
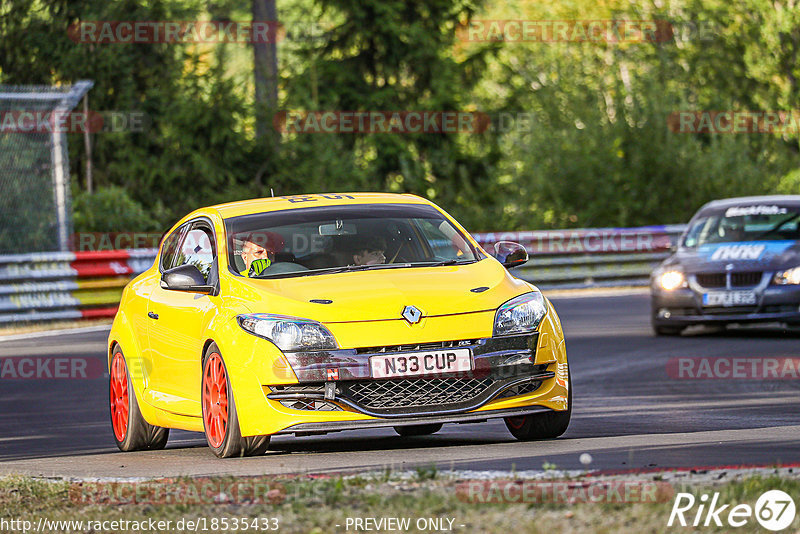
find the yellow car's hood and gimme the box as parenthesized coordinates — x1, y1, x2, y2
(229, 258, 534, 323)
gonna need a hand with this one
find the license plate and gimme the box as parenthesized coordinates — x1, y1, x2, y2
(702, 291, 757, 307)
(370, 348, 472, 379)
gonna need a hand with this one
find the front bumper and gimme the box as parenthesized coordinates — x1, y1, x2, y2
(232, 321, 568, 437)
(274, 406, 555, 435)
(268, 334, 553, 418)
(652, 283, 800, 326)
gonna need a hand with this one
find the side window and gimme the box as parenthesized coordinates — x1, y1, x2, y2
(683, 218, 709, 248)
(415, 219, 465, 259)
(175, 226, 216, 282)
(159, 226, 185, 271)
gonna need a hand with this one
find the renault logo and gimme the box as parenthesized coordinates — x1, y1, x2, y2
(402, 305, 423, 324)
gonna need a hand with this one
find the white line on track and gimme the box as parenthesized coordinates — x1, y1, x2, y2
(0, 324, 111, 343)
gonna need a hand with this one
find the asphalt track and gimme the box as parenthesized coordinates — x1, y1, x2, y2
(1, 291, 799, 479)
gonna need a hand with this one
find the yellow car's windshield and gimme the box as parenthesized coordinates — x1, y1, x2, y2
(225, 203, 481, 278)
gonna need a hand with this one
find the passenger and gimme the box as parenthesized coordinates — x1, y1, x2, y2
(351, 236, 387, 266)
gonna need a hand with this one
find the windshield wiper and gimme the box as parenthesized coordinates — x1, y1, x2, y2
(303, 263, 414, 276)
(250, 259, 476, 279)
(408, 259, 477, 267)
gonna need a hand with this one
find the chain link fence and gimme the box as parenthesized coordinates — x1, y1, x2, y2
(0, 81, 93, 254)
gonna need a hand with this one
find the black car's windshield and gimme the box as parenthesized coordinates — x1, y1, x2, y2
(682, 204, 800, 248)
(224, 203, 481, 278)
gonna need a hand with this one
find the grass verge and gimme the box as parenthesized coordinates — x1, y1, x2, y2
(0, 471, 798, 533)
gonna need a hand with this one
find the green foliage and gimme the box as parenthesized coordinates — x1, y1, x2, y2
(72, 186, 157, 233)
(2, 0, 800, 239)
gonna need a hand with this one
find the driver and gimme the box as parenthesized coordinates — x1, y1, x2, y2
(721, 220, 746, 242)
(238, 232, 283, 277)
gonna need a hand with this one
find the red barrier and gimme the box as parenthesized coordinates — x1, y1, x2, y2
(71, 250, 135, 277)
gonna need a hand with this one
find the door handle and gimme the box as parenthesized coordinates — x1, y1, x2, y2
(148, 311, 159, 320)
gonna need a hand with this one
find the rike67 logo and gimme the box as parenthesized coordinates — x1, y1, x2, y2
(668, 490, 796, 531)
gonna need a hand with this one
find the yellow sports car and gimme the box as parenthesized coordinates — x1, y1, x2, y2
(108, 193, 570, 458)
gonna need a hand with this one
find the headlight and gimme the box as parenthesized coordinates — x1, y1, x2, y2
(658, 270, 685, 291)
(774, 266, 800, 285)
(493, 292, 547, 336)
(237, 313, 338, 352)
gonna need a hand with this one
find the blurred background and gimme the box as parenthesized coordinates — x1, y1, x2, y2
(1, 0, 799, 243)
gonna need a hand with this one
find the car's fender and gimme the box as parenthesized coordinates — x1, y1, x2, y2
(107, 283, 162, 426)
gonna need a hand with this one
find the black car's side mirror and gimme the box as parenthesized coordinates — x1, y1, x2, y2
(493, 241, 529, 269)
(161, 264, 214, 294)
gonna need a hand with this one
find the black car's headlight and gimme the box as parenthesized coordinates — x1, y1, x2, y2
(652, 266, 686, 291)
(493, 292, 548, 336)
(774, 266, 800, 285)
(237, 313, 338, 352)
(657, 270, 686, 291)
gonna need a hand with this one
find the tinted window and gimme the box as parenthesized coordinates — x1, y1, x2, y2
(174, 226, 216, 282)
(159, 226, 185, 271)
(224, 203, 481, 278)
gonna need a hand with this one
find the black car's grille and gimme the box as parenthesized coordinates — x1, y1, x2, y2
(345, 377, 494, 410)
(732, 272, 763, 287)
(695, 273, 726, 288)
(701, 306, 758, 315)
(695, 272, 763, 288)
(763, 305, 798, 313)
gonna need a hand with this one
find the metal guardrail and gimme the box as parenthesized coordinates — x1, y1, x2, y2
(474, 224, 687, 289)
(0, 249, 156, 324)
(0, 225, 687, 325)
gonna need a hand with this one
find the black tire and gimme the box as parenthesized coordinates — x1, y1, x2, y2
(202, 343, 270, 458)
(504, 365, 571, 441)
(393, 423, 443, 437)
(110, 344, 169, 451)
(653, 324, 685, 336)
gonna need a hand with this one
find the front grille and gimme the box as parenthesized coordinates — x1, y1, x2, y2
(279, 399, 342, 411)
(701, 306, 758, 315)
(270, 384, 324, 394)
(763, 305, 797, 313)
(664, 307, 696, 317)
(695, 273, 725, 288)
(345, 377, 494, 409)
(355, 339, 479, 355)
(497, 380, 542, 398)
(695, 272, 763, 288)
(732, 272, 762, 287)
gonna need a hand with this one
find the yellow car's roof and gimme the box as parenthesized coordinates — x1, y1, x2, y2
(208, 192, 430, 219)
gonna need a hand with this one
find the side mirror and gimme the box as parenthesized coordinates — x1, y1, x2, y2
(493, 241, 529, 269)
(161, 264, 214, 294)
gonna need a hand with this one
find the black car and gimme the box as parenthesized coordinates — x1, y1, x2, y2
(651, 195, 800, 335)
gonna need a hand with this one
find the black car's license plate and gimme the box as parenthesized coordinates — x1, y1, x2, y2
(702, 291, 757, 307)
